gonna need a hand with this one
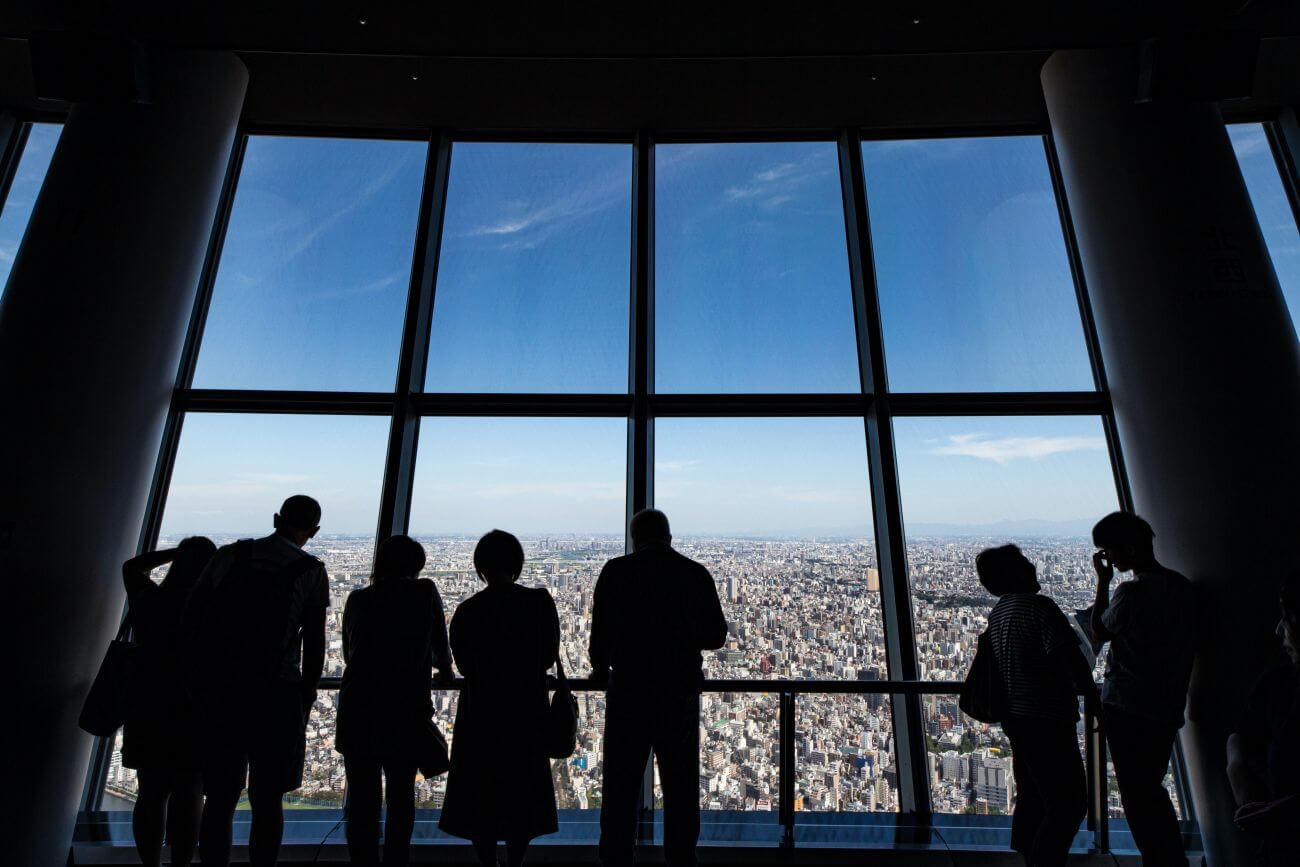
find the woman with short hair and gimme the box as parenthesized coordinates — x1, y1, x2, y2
(439, 529, 561, 867)
(977, 544, 1098, 867)
(338, 534, 453, 866)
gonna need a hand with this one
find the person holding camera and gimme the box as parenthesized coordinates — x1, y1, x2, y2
(1090, 512, 1197, 867)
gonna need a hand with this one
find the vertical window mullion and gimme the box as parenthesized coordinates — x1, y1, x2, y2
(627, 129, 658, 840)
(375, 132, 453, 542)
(837, 130, 932, 819)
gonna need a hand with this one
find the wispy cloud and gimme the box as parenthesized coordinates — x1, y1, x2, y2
(658, 459, 701, 472)
(172, 472, 318, 499)
(463, 166, 630, 249)
(768, 486, 856, 504)
(282, 155, 414, 260)
(723, 156, 830, 211)
(930, 433, 1106, 464)
(466, 481, 624, 502)
(310, 273, 402, 301)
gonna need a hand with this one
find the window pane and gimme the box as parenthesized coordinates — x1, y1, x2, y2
(0, 123, 60, 296)
(655, 418, 883, 680)
(1228, 123, 1300, 337)
(892, 416, 1118, 681)
(655, 142, 860, 393)
(796, 694, 899, 815)
(425, 143, 632, 393)
(193, 136, 425, 391)
(863, 136, 1094, 392)
(408, 417, 627, 680)
(103, 412, 389, 808)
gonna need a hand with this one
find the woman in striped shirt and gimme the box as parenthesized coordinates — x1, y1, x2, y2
(977, 544, 1100, 867)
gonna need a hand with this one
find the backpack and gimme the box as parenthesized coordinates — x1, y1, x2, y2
(195, 540, 321, 709)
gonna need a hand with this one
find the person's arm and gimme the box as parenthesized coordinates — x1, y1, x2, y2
(1043, 599, 1100, 714)
(695, 566, 728, 651)
(1090, 552, 1116, 644)
(341, 593, 355, 667)
(299, 564, 329, 714)
(122, 548, 178, 597)
(300, 604, 327, 714)
(588, 562, 613, 683)
(541, 589, 561, 672)
(429, 582, 454, 685)
(1227, 733, 1272, 806)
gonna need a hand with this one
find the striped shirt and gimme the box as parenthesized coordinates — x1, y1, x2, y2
(987, 592, 1082, 722)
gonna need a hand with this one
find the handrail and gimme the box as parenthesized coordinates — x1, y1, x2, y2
(314, 676, 979, 693)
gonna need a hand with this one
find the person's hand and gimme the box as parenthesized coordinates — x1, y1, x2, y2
(1083, 688, 1102, 726)
(1092, 551, 1114, 585)
(300, 687, 318, 717)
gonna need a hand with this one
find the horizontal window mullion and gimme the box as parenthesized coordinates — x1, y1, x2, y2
(413, 392, 633, 416)
(650, 393, 870, 416)
(888, 391, 1110, 416)
(177, 388, 396, 415)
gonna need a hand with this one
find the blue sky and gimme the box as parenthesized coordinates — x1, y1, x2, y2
(8, 129, 1292, 537)
(0, 123, 60, 296)
(1228, 123, 1300, 338)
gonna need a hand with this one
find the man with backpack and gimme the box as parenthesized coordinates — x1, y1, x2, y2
(185, 495, 329, 867)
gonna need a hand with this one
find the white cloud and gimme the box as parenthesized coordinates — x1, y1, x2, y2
(930, 433, 1106, 464)
(283, 155, 414, 260)
(723, 156, 830, 209)
(310, 273, 401, 300)
(658, 459, 701, 472)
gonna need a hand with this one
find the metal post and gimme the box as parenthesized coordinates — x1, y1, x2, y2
(779, 690, 796, 848)
(836, 130, 932, 821)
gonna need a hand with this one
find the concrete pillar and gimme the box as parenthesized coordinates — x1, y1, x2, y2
(0, 51, 246, 867)
(1043, 48, 1300, 866)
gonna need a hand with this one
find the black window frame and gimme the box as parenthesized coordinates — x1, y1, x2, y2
(54, 116, 1252, 853)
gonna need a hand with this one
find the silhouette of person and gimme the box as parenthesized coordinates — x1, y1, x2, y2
(184, 495, 329, 867)
(438, 530, 560, 867)
(337, 534, 453, 866)
(977, 544, 1096, 867)
(591, 508, 727, 867)
(1089, 512, 1196, 867)
(121, 537, 217, 867)
(1227, 569, 1300, 865)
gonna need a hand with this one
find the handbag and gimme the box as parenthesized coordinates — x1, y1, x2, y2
(959, 628, 1007, 724)
(78, 616, 139, 737)
(415, 716, 451, 778)
(545, 653, 579, 759)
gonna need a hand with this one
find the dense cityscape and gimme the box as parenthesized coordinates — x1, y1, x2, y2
(104, 534, 1181, 823)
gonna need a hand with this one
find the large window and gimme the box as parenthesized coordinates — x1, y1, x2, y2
(1228, 122, 1300, 337)
(90, 128, 1152, 851)
(0, 121, 61, 296)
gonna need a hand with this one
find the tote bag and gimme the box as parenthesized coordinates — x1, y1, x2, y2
(958, 628, 1007, 724)
(546, 654, 579, 759)
(78, 617, 139, 737)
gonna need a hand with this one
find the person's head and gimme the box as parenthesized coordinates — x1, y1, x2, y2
(161, 536, 217, 592)
(1091, 511, 1156, 573)
(474, 529, 524, 586)
(975, 544, 1040, 597)
(273, 495, 321, 546)
(1278, 570, 1300, 667)
(371, 534, 426, 586)
(630, 508, 671, 551)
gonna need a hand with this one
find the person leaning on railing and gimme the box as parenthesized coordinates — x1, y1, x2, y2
(978, 544, 1098, 867)
(337, 534, 453, 867)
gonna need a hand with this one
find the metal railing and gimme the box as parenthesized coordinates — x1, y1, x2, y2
(313, 676, 1113, 852)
